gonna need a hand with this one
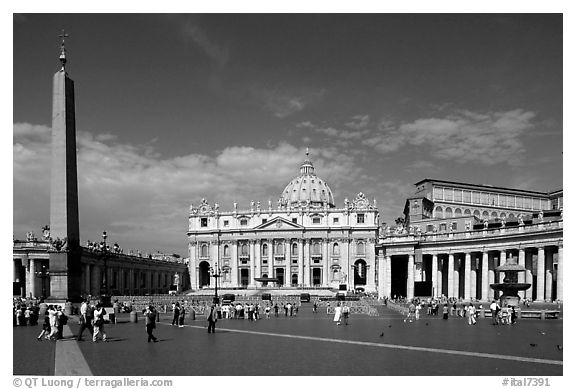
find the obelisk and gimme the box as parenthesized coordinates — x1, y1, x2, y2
(48, 31, 82, 301)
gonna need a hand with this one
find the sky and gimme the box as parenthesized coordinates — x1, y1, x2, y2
(12, 13, 564, 257)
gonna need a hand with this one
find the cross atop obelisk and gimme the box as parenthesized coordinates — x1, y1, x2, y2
(58, 29, 69, 70)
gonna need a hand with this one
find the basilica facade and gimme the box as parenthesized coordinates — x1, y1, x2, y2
(187, 154, 379, 292)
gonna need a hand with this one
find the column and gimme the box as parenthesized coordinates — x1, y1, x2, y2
(447, 254, 454, 298)
(464, 253, 471, 300)
(481, 252, 489, 301)
(298, 239, 304, 287)
(84, 263, 91, 295)
(249, 241, 256, 287)
(231, 241, 238, 288)
(525, 251, 533, 300)
(407, 254, 414, 299)
(385, 255, 392, 298)
(437, 256, 443, 297)
(28, 258, 36, 298)
(545, 249, 553, 301)
(366, 240, 376, 292)
(285, 240, 291, 286)
(303, 240, 310, 287)
(537, 247, 545, 301)
(499, 251, 506, 284)
(518, 249, 526, 299)
(431, 254, 438, 298)
(267, 240, 273, 284)
(470, 256, 477, 300)
(557, 244, 563, 301)
(343, 238, 351, 290)
(255, 240, 261, 281)
(377, 251, 385, 299)
(453, 257, 459, 299)
(322, 239, 329, 286)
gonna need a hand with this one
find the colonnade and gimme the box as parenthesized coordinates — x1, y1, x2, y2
(12, 252, 186, 299)
(378, 243, 562, 302)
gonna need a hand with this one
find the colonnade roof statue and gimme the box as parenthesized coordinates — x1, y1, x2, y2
(279, 148, 335, 208)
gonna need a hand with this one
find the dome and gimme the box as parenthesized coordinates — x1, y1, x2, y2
(279, 151, 335, 208)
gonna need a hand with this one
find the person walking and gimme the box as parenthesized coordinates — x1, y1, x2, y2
(466, 303, 477, 325)
(145, 305, 158, 343)
(342, 303, 350, 325)
(92, 303, 108, 343)
(36, 312, 51, 341)
(56, 306, 67, 340)
(490, 300, 500, 325)
(179, 304, 186, 328)
(76, 299, 93, 341)
(172, 302, 180, 326)
(47, 305, 58, 340)
(333, 302, 342, 325)
(207, 304, 218, 334)
(442, 303, 449, 320)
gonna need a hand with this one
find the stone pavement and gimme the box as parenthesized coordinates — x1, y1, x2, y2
(13, 305, 563, 376)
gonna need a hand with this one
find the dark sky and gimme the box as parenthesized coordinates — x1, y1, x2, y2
(13, 13, 563, 255)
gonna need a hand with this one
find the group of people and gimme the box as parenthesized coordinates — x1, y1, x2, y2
(36, 304, 68, 341)
(332, 302, 351, 325)
(489, 300, 517, 325)
(14, 300, 40, 326)
(76, 299, 109, 342)
(171, 301, 187, 327)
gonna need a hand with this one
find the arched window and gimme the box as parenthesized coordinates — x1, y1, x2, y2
(445, 207, 453, 218)
(223, 245, 230, 257)
(357, 241, 365, 255)
(262, 243, 268, 256)
(508, 213, 515, 219)
(455, 208, 462, 217)
(312, 242, 321, 255)
(464, 209, 471, 216)
(333, 243, 340, 256)
(482, 211, 489, 219)
(200, 244, 208, 257)
(291, 242, 298, 256)
(473, 210, 480, 217)
(434, 206, 443, 218)
(500, 212, 507, 219)
(491, 212, 498, 218)
(276, 242, 284, 255)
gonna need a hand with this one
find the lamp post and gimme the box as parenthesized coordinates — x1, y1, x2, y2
(34, 264, 50, 300)
(99, 231, 111, 307)
(210, 266, 222, 304)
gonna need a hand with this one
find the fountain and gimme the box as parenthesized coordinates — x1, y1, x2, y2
(490, 254, 531, 308)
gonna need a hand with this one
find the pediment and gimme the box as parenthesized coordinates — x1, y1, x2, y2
(255, 216, 303, 231)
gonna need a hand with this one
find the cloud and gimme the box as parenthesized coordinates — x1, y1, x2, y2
(345, 114, 370, 130)
(298, 118, 371, 144)
(249, 86, 325, 119)
(13, 123, 365, 255)
(182, 22, 229, 67)
(365, 109, 536, 165)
